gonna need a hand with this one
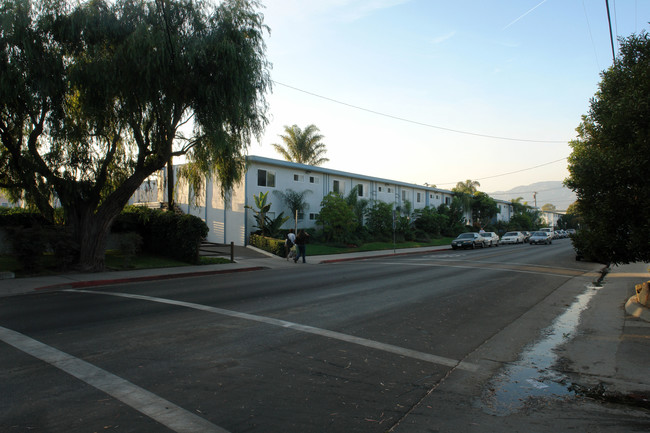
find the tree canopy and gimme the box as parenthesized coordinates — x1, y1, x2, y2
(0, 0, 271, 270)
(272, 124, 329, 166)
(471, 192, 498, 228)
(565, 31, 650, 264)
(453, 179, 480, 195)
(541, 203, 556, 212)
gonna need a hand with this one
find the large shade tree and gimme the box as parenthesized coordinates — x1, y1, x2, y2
(565, 31, 650, 264)
(0, 0, 271, 271)
(271, 124, 329, 166)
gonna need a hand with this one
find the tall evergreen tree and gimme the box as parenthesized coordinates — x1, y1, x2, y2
(566, 31, 650, 264)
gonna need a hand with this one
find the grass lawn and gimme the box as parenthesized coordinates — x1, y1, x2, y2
(1, 238, 451, 277)
(0, 250, 231, 278)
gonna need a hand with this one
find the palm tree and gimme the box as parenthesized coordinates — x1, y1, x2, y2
(453, 179, 480, 195)
(272, 124, 329, 166)
(273, 189, 311, 231)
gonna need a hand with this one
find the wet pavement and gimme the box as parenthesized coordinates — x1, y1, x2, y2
(481, 283, 606, 415)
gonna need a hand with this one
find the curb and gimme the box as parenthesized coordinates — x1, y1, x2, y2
(624, 295, 650, 322)
(35, 266, 269, 292)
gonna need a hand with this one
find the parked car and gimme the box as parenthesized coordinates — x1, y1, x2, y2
(499, 231, 525, 245)
(529, 231, 553, 245)
(451, 232, 485, 249)
(481, 231, 500, 247)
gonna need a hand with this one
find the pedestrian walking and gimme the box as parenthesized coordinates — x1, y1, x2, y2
(285, 229, 296, 261)
(293, 229, 309, 263)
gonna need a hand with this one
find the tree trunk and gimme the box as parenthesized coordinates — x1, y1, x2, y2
(167, 158, 174, 211)
(68, 204, 117, 273)
(69, 171, 156, 272)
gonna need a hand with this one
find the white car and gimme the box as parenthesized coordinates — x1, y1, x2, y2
(499, 231, 525, 244)
(481, 232, 500, 247)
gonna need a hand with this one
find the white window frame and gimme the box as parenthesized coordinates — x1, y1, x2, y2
(257, 169, 276, 187)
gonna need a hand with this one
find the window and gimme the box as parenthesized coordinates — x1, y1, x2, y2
(309, 213, 317, 220)
(445, 197, 451, 205)
(294, 174, 304, 182)
(333, 180, 340, 194)
(417, 192, 421, 203)
(297, 212, 305, 220)
(378, 186, 383, 192)
(357, 184, 364, 197)
(387, 187, 392, 193)
(257, 169, 275, 187)
(402, 190, 407, 201)
(309, 176, 319, 184)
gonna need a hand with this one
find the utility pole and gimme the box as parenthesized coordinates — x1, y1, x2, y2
(533, 192, 538, 208)
(605, 0, 616, 62)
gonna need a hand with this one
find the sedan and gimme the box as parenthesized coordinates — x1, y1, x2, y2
(499, 231, 525, 244)
(451, 232, 484, 249)
(481, 231, 500, 247)
(529, 231, 553, 245)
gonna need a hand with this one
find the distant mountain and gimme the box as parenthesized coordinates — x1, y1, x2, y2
(488, 181, 576, 211)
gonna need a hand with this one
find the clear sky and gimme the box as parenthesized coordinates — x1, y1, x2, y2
(247, 0, 650, 198)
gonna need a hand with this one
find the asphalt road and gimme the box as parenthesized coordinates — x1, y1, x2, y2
(0, 239, 623, 432)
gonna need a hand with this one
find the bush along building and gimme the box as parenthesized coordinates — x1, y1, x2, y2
(138, 155, 517, 246)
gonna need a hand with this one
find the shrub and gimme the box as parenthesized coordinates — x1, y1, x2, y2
(7, 226, 48, 273)
(249, 234, 285, 257)
(51, 229, 79, 271)
(114, 206, 208, 264)
(0, 207, 50, 228)
(118, 232, 143, 268)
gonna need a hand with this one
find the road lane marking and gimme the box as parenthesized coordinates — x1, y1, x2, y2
(0, 326, 229, 433)
(371, 261, 592, 277)
(65, 289, 479, 372)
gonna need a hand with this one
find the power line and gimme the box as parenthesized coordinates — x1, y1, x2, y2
(582, 0, 601, 70)
(435, 157, 568, 186)
(272, 80, 568, 144)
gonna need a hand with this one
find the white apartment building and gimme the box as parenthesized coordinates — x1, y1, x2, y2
(162, 155, 514, 246)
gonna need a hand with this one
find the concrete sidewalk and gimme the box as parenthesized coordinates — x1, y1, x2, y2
(0, 245, 452, 297)
(560, 262, 650, 401)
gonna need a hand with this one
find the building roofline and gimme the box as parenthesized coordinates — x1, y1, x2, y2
(246, 155, 513, 206)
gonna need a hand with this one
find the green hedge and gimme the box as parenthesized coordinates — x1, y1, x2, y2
(249, 234, 285, 257)
(0, 207, 50, 227)
(115, 207, 209, 264)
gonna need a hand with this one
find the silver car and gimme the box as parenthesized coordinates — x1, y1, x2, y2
(451, 232, 485, 249)
(481, 231, 500, 247)
(529, 231, 553, 245)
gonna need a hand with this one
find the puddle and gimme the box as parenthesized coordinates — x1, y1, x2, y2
(480, 284, 602, 415)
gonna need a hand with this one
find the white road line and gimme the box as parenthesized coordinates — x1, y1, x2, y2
(0, 326, 229, 433)
(65, 289, 479, 372)
(371, 261, 577, 277)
